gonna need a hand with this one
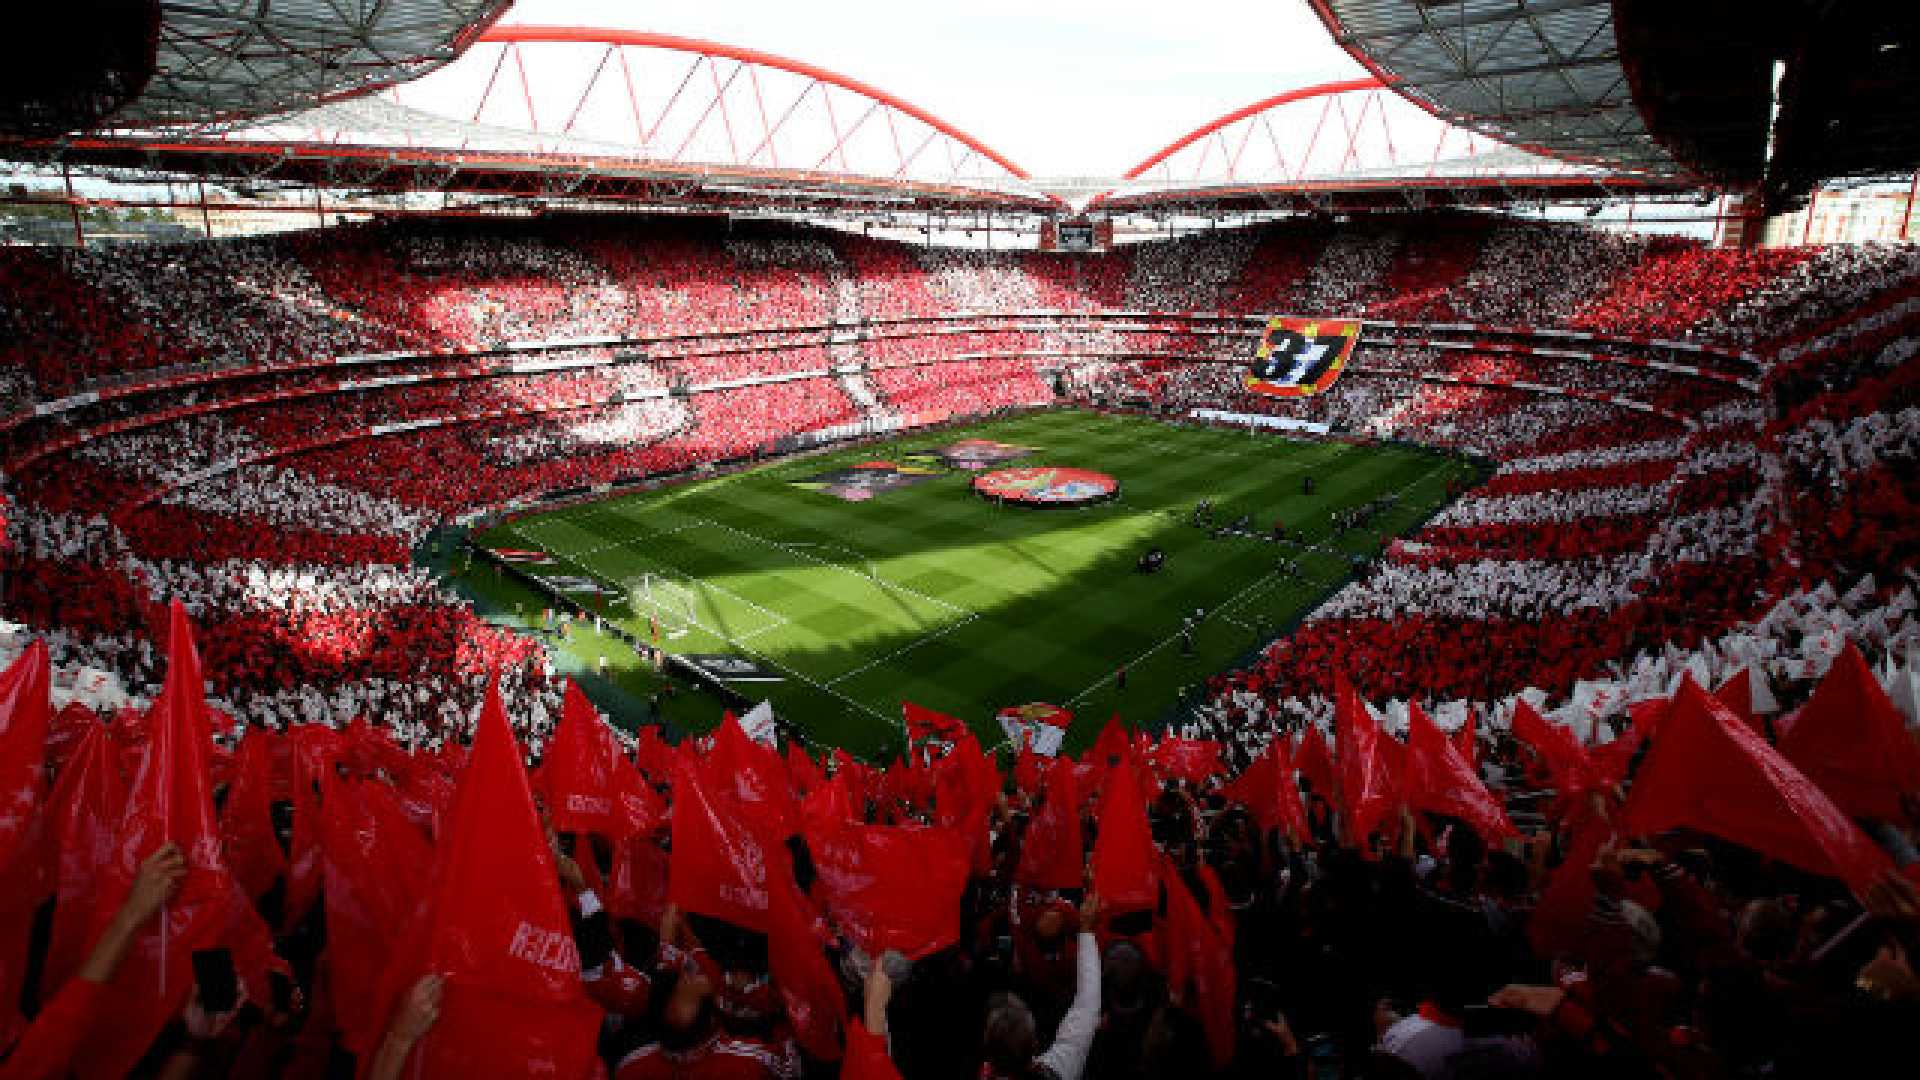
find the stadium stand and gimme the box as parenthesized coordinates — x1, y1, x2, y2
(4, 209, 1920, 1080)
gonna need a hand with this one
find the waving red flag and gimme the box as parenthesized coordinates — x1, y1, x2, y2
(540, 681, 662, 840)
(1405, 703, 1516, 842)
(1777, 642, 1920, 822)
(1714, 668, 1761, 734)
(1453, 709, 1479, 772)
(668, 759, 772, 933)
(786, 742, 826, 798)
(1335, 676, 1401, 843)
(766, 854, 846, 1061)
(220, 732, 286, 902)
(1510, 700, 1598, 795)
(1088, 715, 1131, 769)
(1158, 854, 1236, 1069)
(844, 1019, 903, 1080)
(1013, 737, 1046, 795)
(633, 725, 675, 786)
(1152, 738, 1225, 786)
(903, 700, 969, 745)
(321, 774, 433, 1056)
(373, 676, 601, 1078)
(1092, 761, 1157, 913)
(606, 833, 671, 929)
(705, 712, 796, 838)
(39, 723, 125, 1001)
(1222, 737, 1309, 842)
(1294, 725, 1336, 801)
(77, 602, 279, 1079)
(805, 820, 970, 959)
(1622, 677, 1893, 896)
(0, 641, 52, 1047)
(1015, 759, 1084, 891)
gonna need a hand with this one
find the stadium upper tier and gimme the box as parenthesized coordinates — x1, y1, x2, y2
(2, 212, 1917, 737)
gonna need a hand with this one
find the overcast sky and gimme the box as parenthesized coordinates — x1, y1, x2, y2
(494, 0, 1364, 177)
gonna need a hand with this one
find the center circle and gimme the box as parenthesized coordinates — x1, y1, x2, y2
(971, 466, 1119, 508)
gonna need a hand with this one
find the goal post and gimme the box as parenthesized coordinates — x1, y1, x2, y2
(631, 572, 699, 640)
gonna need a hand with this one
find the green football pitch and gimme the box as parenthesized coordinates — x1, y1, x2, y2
(453, 410, 1476, 759)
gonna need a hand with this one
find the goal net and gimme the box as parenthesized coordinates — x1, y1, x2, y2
(631, 572, 700, 640)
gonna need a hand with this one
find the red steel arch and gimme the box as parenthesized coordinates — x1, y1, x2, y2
(1122, 76, 1385, 180)
(471, 24, 1030, 180)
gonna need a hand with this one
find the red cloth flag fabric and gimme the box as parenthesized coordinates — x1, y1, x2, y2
(0, 641, 52, 1049)
(321, 774, 433, 1056)
(903, 701, 968, 745)
(1334, 676, 1401, 843)
(1294, 725, 1337, 801)
(1510, 700, 1598, 795)
(804, 820, 969, 959)
(765, 855, 846, 1062)
(76, 602, 279, 1079)
(1015, 759, 1084, 890)
(373, 675, 601, 1079)
(1091, 761, 1157, 913)
(843, 1019, 902, 1080)
(1777, 642, 1920, 822)
(1157, 854, 1236, 1069)
(1526, 819, 1612, 960)
(633, 725, 675, 786)
(1453, 709, 1479, 772)
(1622, 677, 1893, 896)
(1714, 668, 1761, 734)
(668, 759, 772, 933)
(39, 723, 125, 1001)
(1088, 715, 1131, 769)
(606, 834, 671, 929)
(1151, 738, 1225, 785)
(1221, 738, 1308, 842)
(219, 732, 286, 902)
(1405, 703, 1516, 842)
(786, 743, 826, 798)
(1013, 737, 1045, 795)
(932, 732, 997, 874)
(540, 681, 662, 840)
(704, 712, 796, 838)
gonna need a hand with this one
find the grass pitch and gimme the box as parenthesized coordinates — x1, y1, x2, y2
(457, 410, 1474, 758)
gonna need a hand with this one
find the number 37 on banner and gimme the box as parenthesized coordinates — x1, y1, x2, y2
(1245, 317, 1362, 398)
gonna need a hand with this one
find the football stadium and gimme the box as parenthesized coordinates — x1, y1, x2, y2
(2, 1, 1920, 1077)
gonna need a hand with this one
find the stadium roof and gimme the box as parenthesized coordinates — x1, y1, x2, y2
(112, 0, 513, 128)
(1307, 0, 1680, 178)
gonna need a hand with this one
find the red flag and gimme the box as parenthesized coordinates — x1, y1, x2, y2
(1088, 715, 1130, 768)
(634, 725, 675, 786)
(1453, 709, 1479, 772)
(1622, 677, 1893, 896)
(704, 712, 796, 838)
(1223, 736, 1308, 841)
(932, 732, 997, 874)
(1294, 725, 1336, 801)
(1335, 676, 1401, 843)
(903, 701, 969, 745)
(76, 602, 278, 1078)
(605, 833, 671, 929)
(765, 854, 846, 1061)
(321, 774, 432, 1056)
(805, 820, 969, 959)
(1526, 818, 1612, 960)
(0, 641, 51, 1047)
(668, 759, 772, 933)
(373, 676, 601, 1078)
(39, 722, 124, 1004)
(1777, 642, 1920, 822)
(843, 1019, 903, 1080)
(1510, 700, 1599, 796)
(1151, 738, 1225, 786)
(1405, 703, 1516, 842)
(280, 724, 342, 930)
(1714, 668, 1761, 734)
(1091, 761, 1157, 912)
(1015, 759, 1084, 890)
(786, 743, 826, 798)
(219, 732, 286, 902)
(1013, 737, 1045, 795)
(540, 681, 662, 840)
(1157, 854, 1235, 1068)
